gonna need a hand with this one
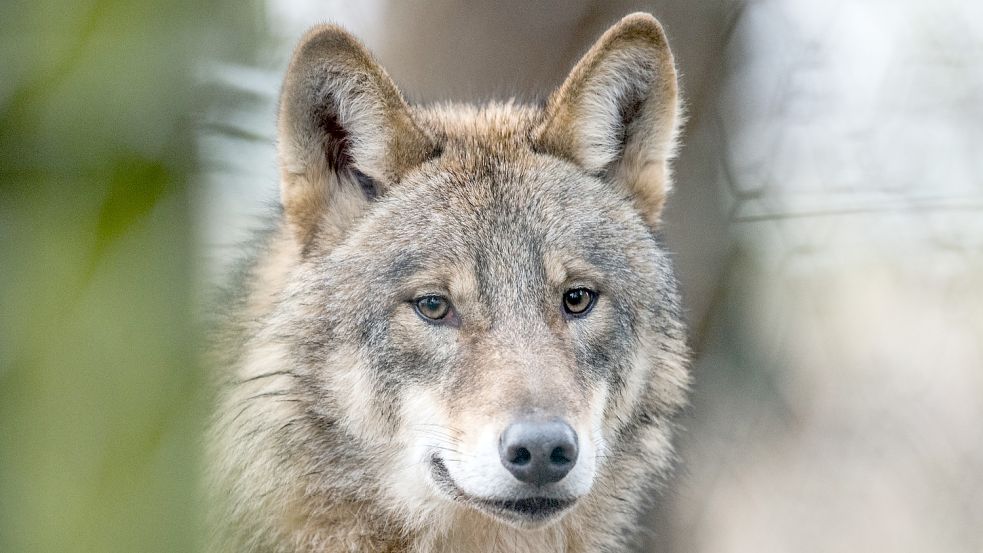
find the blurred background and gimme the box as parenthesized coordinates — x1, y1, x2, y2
(2, 1, 981, 552)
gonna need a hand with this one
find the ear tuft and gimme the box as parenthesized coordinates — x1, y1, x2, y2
(534, 13, 681, 227)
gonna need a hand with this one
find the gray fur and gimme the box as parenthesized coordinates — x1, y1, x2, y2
(209, 12, 690, 553)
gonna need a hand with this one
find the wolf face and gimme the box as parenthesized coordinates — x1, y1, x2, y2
(212, 12, 690, 552)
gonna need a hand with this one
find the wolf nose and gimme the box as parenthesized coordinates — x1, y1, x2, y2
(499, 419, 578, 486)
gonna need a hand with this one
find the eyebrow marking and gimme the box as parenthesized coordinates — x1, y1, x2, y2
(448, 263, 479, 302)
(542, 249, 606, 290)
(394, 260, 480, 304)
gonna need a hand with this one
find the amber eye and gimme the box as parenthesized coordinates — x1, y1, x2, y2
(415, 295, 451, 321)
(562, 288, 596, 316)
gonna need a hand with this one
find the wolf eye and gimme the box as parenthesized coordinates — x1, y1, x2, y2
(562, 288, 596, 317)
(414, 295, 452, 321)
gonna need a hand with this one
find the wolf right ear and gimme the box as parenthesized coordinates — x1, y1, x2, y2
(534, 13, 681, 228)
(277, 25, 439, 246)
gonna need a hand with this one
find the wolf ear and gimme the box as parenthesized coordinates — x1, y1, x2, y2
(277, 25, 438, 245)
(534, 13, 681, 227)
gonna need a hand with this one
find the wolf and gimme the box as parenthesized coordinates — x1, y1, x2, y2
(208, 12, 690, 553)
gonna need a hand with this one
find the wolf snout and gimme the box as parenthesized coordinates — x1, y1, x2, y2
(498, 419, 578, 486)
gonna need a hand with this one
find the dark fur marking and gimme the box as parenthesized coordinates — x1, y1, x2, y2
(314, 98, 352, 171)
(352, 168, 379, 200)
(428, 141, 445, 161)
(616, 83, 648, 153)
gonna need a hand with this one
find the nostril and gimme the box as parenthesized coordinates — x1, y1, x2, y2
(511, 446, 532, 466)
(549, 446, 572, 465)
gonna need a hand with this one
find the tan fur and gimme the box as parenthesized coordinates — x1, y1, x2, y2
(209, 13, 689, 553)
(277, 24, 440, 244)
(535, 13, 681, 227)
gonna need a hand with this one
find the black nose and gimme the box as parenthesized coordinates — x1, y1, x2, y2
(499, 419, 579, 486)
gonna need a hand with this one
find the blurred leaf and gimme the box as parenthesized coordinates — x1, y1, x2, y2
(0, 1, 261, 552)
(92, 157, 172, 264)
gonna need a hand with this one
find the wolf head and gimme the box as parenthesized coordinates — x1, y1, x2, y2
(218, 12, 689, 545)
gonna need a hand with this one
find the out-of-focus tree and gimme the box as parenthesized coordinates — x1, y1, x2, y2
(0, 1, 260, 552)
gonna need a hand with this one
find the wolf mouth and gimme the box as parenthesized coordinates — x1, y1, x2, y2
(429, 456, 577, 523)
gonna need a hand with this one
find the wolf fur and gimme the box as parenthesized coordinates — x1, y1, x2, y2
(208, 12, 690, 553)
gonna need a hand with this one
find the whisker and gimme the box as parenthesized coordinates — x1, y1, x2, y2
(233, 370, 298, 385)
(428, 446, 470, 458)
(410, 423, 466, 434)
(242, 390, 296, 401)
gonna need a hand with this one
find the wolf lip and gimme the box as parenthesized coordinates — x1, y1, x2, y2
(430, 456, 577, 522)
(478, 496, 575, 520)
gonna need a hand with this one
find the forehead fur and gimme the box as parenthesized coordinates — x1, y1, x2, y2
(334, 104, 647, 275)
(413, 101, 542, 157)
(326, 100, 654, 284)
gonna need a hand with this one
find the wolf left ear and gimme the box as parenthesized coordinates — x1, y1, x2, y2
(534, 13, 681, 227)
(277, 25, 439, 246)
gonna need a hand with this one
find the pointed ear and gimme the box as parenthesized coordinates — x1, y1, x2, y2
(277, 25, 439, 245)
(534, 13, 681, 227)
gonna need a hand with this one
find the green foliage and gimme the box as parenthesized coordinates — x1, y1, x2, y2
(0, 1, 260, 551)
